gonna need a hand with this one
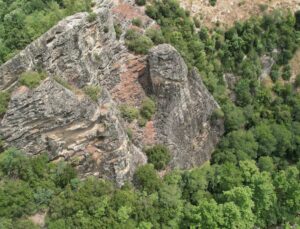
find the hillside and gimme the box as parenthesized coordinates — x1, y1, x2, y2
(181, 0, 300, 28)
(0, 0, 299, 228)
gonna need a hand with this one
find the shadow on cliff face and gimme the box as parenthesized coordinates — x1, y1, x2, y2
(138, 63, 153, 96)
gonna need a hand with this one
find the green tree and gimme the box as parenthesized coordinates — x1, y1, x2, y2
(145, 144, 171, 170)
(133, 164, 161, 193)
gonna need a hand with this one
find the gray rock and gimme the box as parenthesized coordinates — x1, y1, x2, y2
(0, 1, 223, 183)
(0, 78, 146, 185)
(148, 44, 224, 168)
(0, 8, 122, 91)
(260, 55, 275, 80)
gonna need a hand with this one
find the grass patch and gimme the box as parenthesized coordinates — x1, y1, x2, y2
(19, 71, 46, 89)
(120, 105, 139, 122)
(53, 76, 74, 91)
(83, 85, 101, 102)
(132, 18, 143, 27)
(87, 13, 97, 22)
(114, 23, 122, 39)
(140, 97, 156, 120)
(0, 91, 10, 117)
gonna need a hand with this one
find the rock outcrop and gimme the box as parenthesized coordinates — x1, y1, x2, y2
(147, 44, 223, 168)
(0, 6, 122, 91)
(0, 1, 223, 183)
(0, 78, 146, 184)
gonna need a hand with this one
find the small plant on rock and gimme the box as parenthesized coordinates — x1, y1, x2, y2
(140, 97, 156, 120)
(87, 13, 97, 22)
(120, 105, 139, 122)
(19, 71, 46, 89)
(53, 76, 73, 91)
(135, 0, 146, 6)
(132, 18, 143, 27)
(83, 85, 101, 102)
(0, 91, 10, 117)
(114, 23, 122, 39)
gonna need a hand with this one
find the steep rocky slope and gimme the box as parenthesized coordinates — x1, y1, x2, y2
(0, 0, 223, 184)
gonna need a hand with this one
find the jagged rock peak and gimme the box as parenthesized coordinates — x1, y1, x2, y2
(148, 44, 188, 82)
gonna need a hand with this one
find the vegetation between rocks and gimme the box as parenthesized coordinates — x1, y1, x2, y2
(19, 71, 46, 89)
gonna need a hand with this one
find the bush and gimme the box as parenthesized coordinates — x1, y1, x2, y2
(55, 163, 77, 188)
(53, 76, 73, 91)
(133, 164, 161, 193)
(103, 26, 109, 33)
(125, 29, 154, 54)
(140, 97, 156, 120)
(0, 92, 10, 117)
(120, 105, 139, 122)
(87, 13, 97, 22)
(138, 117, 147, 127)
(135, 0, 146, 6)
(146, 28, 165, 45)
(295, 74, 300, 87)
(145, 145, 171, 170)
(270, 64, 280, 82)
(209, 0, 217, 6)
(282, 65, 292, 81)
(132, 18, 143, 27)
(114, 23, 122, 39)
(211, 108, 224, 124)
(19, 71, 46, 89)
(83, 85, 101, 102)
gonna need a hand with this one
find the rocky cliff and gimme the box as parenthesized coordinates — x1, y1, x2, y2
(0, 0, 223, 185)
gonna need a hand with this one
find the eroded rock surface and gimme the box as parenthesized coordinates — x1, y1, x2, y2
(0, 1, 223, 183)
(148, 44, 224, 168)
(0, 78, 146, 184)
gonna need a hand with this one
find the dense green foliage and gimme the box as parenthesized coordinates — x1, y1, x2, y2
(145, 145, 171, 170)
(0, 0, 300, 228)
(0, 148, 299, 228)
(0, 0, 92, 64)
(125, 29, 154, 54)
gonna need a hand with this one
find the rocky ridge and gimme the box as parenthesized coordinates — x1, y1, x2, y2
(0, 0, 223, 184)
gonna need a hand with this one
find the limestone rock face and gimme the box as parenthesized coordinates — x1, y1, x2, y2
(0, 1, 223, 183)
(0, 7, 120, 91)
(0, 78, 146, 185)
(148, 44, 224, 168)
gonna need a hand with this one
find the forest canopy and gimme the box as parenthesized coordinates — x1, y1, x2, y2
(0, 0, 92, 64)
